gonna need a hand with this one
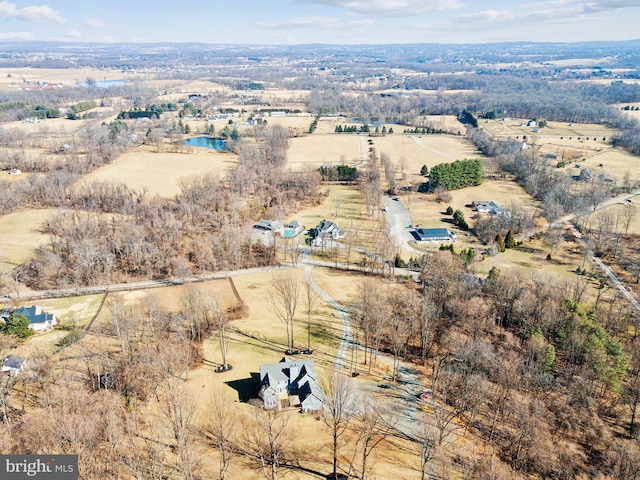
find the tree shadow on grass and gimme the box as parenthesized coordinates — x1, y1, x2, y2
(226, 372, 260, 403)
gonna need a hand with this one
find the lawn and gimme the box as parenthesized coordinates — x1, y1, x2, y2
(405, 179, 541, 230)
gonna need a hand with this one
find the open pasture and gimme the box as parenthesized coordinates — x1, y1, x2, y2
(0, 67, 143, 88)
(615, 102, 640, 121)
(373, 133, 483, 181)
(556, 146, 640, 184)
(482, 119, 615, 141)
(0, 208, 57, 270)
(287, 133, 364, 170)
(107, 278, 237, 313)
(413, 114, 466, 134)
(80, 145, 237, 197)
(3, 111, 117, 136)
(594, 198, 640, 235)
(256, 113, 313, 131)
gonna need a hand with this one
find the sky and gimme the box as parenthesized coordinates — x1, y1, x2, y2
(0, 0, 639, 44)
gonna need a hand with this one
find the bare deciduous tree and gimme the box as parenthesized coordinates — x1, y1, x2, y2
(207, 390, 239, 479)
(161, 380, 199, 480)
(212, 297, 231, 371)
(245, 408, 294, 480)
(352, 399, 394, 479)
(269, 274, 300, 353)
(323, 371, 355, 479)
(303, 280, 320, 354)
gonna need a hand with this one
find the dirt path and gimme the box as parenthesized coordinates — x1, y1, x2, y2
(411, 135, 457, 161)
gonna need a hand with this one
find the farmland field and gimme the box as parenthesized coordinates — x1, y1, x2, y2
(80, 145, 237, 197)
(0, 208, 57, 270)
(287, 133, 364, 170)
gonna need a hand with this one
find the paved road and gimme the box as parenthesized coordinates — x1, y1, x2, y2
(548, 189, 640, 314)
(384, 195, 412, 247)
(4, 264, 294, 301)
(303, 254, 352, 372)
(302, 253, 432, 445)
(569, 224, 640, 313)
(550, 189, 640, 229)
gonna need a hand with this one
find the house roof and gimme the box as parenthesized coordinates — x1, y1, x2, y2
(316, 219, 336, 233)
(3, 355, 26, 370)
(260, 357, 323, 403)
(410, 228, 452, 242)
(254, 219, 283, 231)
(473, 200, 500, 209)
(13, 305, 56, 325)
(286, 220, 301, 229)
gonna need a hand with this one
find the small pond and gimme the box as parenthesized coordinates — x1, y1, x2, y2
(76, 79, 128, 88)
(183, 136, 227, 151)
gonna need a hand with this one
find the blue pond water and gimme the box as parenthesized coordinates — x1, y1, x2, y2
(76, 79, 127, 88)
(183, 136, 227, 151)
(283, 229, 297, 238)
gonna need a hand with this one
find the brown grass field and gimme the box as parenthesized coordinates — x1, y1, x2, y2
(80, 145, 237, 197)
(0, 67, 143, 89)
(287, 131, 483, 175)
(0, 208, 57, 270)
(287, 133, 364, 170)
(405, 179, 540, 230)
(615, 102, 640, 121)
(480, 119, 640, 183)
(69, 265, 427, 479)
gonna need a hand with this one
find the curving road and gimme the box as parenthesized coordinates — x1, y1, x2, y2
(303, 254, 352, 372)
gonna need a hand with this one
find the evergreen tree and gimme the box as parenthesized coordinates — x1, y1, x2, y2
(496, 233, 506, 252)
(505, 229, 516, 248)
(0, 313, 34, 339)
(420, 165, 429, 176)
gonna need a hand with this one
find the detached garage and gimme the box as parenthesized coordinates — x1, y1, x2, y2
(410, 228, 455, 243)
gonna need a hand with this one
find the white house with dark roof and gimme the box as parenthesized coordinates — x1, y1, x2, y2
(311, 219, 345, 247)
(12, 305, 57, 332)
(472, 200, 511, 217)
(259, 357, 323, 412)
(1, 355, 27, 376)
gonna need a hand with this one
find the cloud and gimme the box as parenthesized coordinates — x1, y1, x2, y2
(0, 1, 65, 23)
(584, 0, 640, 11)
(63, 28, 81, 39)
(257, 15, 374, 32)
(298, 0, 462, 15)
(83, 17, 105, 28)
(454, 7, 582, 26)
(257, 16, 337, 29)
(451, 0, 640, 30)
(0, 31, 32, 39)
